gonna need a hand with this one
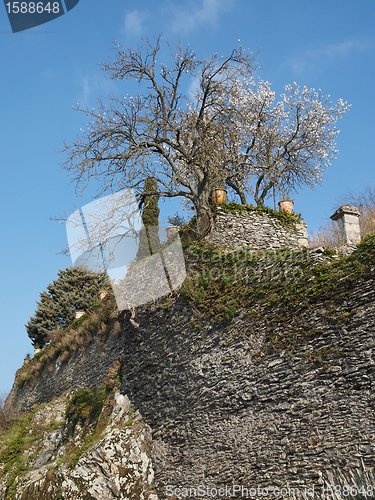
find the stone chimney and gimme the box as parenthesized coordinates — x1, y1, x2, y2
(330, 205, 361, 245)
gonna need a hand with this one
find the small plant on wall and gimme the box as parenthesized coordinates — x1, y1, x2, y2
(279, 190, 294, 202)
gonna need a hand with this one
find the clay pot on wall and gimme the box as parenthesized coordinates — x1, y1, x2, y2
(212, 188, 227, 204)
(278, 200, 294, 213)
(167, 226, 179, 239)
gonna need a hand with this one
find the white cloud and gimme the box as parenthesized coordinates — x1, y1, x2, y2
(82, 77, 90, 106)
(123, 10, 147, 37)
(286, 58, 307, 76)
(77, 75, 117, 109)
(311, 39, 373, 58)
(170, 0, 234, 34)
(188, 75, 201, 101)
(285, 38, 374, 75)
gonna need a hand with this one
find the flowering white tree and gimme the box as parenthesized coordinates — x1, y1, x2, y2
(62, 36, 350, 238)
(224, 80, 351, 206)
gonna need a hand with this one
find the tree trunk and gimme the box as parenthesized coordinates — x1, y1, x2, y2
(254, 174, 273, 207)
(136, 178, 161, 260)
(196, 204, 212, 239)
(195, 185, 213, 239)
(192, 172, 214, 239)
(226, 179, 247, 205)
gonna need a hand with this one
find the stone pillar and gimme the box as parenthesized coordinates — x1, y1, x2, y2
(296, 222, 308, 248)
(330, 205, 361, 245)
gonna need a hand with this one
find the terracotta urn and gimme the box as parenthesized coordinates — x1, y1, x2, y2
(212, 188, 227, 204)
(278, 200, 294, 213)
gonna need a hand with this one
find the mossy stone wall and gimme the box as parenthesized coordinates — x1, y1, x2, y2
(7, 268, 375, 498)
(206, 205, 308, 250)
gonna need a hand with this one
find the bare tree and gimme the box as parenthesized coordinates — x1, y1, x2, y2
(342, 186, 375, 237)
(62, 36, 256, 237)
(309, 186, 375, 248)
(62, 36, 350, 237)
(308, 220, 342, 249)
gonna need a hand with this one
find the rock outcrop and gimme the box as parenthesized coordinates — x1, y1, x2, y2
(0, 391, 158, 499)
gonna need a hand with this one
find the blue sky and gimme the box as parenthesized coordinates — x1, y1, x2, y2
(1, 0, 374, 395)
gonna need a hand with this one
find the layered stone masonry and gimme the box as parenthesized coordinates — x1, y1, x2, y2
(8, 261, 375, 499)
(206, 206, 308, 251)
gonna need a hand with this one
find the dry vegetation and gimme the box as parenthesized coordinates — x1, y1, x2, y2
(309, 186, 375, 248)
(308, 220, 342, 249)
(0, 392, 15, 433)
(15, 293, 121, 388)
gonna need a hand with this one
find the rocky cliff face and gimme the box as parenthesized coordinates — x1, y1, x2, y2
(3, 238, 375, 499)
(0, 390, 157, 499)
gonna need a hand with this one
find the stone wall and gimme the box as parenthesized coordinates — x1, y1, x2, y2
(7, 254, 375, 499)
(206, 206, 308, 251)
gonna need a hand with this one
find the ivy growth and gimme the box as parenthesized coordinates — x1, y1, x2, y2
(178, 234, 375, 346)
(218, 202, 302, 228)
